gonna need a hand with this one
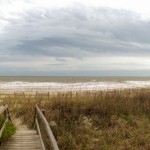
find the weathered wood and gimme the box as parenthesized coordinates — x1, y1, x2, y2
(36, 118, 45, 150)
(0, 105, 8, 114)
(0, 129, 43, 150)
(49, 121, 58, 140)
(6, 107, 12, 122)
(0, 104, 59, 150)
(41, 109, 46, 116)
(35, 105, 59, 150)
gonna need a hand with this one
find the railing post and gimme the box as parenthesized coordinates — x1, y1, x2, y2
(41, 110, 46, 116)
(3, 106, 7, 120)
(33, 107, 37, 129)
(7, 108, 12, 122)
(49, 121, 58, 140)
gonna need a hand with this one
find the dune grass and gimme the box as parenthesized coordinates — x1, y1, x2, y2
(2, 89, 150, 150)
(0, 116, 16, 142)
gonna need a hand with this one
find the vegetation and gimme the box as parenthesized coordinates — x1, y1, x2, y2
(0, 116, 16, 142)
(2, 89, 150, 150)
(0, 121, 16, 142)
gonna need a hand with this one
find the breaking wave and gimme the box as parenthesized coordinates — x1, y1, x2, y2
(1, 81, 150, 91)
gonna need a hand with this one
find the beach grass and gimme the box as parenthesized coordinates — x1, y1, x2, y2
(1, 89, 150, 150)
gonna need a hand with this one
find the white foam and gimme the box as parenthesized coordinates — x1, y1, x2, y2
(0, 80, 150, 91)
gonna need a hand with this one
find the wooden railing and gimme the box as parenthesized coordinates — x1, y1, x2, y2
(34, 105, 59, 150)
(0, 105, 12, 139)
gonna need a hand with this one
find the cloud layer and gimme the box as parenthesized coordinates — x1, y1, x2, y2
(0, 1, 150, 75)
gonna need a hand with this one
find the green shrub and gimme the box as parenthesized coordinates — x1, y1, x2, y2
(0, 121, 16, 142)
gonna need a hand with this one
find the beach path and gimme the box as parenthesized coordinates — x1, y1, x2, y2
(0, 118, 43, 150)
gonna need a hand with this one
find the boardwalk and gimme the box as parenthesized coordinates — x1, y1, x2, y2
(0, 130, 43, 150)
(0, 105, 59, 150)
(0, 117, 43, 150)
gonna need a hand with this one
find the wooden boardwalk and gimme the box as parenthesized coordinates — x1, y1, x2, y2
(0, 105, 59, 150)
(0, 130, 43, 150)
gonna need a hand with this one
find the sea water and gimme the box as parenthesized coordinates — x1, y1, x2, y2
(0, 76, 150, 91)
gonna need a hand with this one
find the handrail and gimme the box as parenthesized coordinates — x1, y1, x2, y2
(0, 105, 12, 139)
(0, 105, 8, 114)
(34, 105, 59, 150)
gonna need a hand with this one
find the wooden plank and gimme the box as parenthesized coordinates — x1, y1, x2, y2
(0, 105, 8, 114)
(36, 118, 45, 150)
(36, 105, 59, 150)
(0, 146, 42, 149)
(16, 130, 37, 133)
(0, 148, 42, 150)
(0, 147, 41, 150)
(6, 108, 12, 122)
(13, 136, 38, 139)
(15, 131, 37, 134)
(0, 129, 43, 150)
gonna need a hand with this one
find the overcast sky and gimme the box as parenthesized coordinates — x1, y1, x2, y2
(1, 0, 150, 76)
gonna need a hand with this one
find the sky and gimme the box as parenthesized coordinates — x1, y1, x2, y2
(1, 0, 150, 76)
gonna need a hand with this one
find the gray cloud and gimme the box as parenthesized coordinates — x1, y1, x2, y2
(55, 58, 67, 62)
(0, 5, 150, 75)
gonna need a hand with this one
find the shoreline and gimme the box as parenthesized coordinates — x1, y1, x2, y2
(0, 87, 150, 97)
(1, 80, 150, 92)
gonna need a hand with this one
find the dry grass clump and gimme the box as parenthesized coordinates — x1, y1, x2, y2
(2, 89, 150, 150)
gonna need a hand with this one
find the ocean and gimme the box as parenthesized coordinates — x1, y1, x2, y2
(0, 76, 150, 91)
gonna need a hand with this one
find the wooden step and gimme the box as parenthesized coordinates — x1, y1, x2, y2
(0, 130, 43, 150)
